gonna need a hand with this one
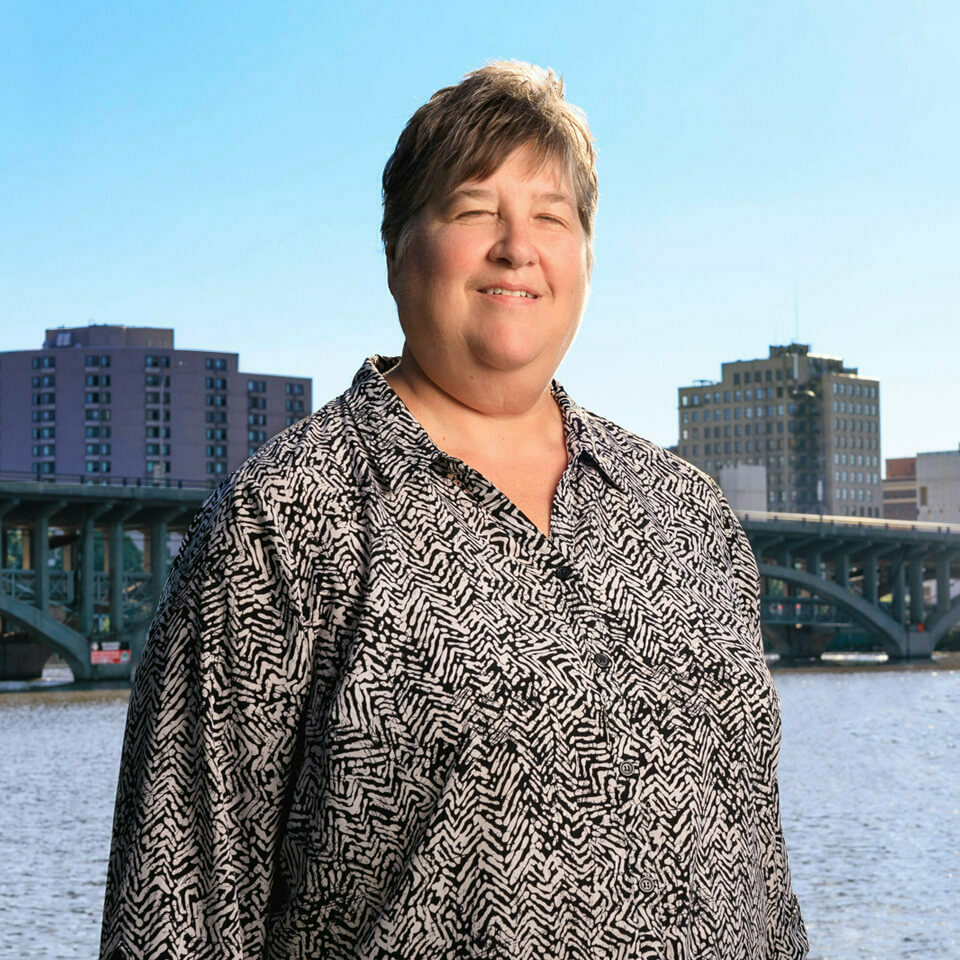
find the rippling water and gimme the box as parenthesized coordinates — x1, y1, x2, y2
(1, 656, 957, 959)
(776, 656, 960, 960)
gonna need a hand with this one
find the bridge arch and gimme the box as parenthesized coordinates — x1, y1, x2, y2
(929, 596, 960, 647)
(0, 592, 92, 681)
(758, 563, 909, 658)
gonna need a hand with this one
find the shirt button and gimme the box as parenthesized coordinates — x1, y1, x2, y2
(618, 760, 637, 776)
(637, 874, 657, 894)
(593, 651, 612, 669)
(688, 699, 707, 716)
(555, 565, 576, 581)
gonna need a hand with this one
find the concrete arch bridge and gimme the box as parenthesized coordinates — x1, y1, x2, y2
(0, 480, 206, 681)
(740, 510, 960, 659)
(4, 482, 960, 680)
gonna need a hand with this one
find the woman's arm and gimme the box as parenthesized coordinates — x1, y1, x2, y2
(99, 479, 314, 960)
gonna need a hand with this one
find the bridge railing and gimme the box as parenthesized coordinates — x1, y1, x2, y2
(738, 509, 960, 536)
(0, 570, 35, 603)
(762, 596, 851, 625)
(49, 572, 73, 605)
(0, 469, 217, 490)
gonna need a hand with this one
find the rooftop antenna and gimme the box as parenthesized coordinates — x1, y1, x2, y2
(793, 280, 799, 343)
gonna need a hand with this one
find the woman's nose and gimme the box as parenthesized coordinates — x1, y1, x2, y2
(489, 219, 539, 268)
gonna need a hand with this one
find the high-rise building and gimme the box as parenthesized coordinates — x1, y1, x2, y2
(882, 457, 918, 521)
(676, 343, 882, 517)
(0, 324, 311, 485)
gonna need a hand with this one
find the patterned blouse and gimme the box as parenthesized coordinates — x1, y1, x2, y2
(100, 356, 808, 960)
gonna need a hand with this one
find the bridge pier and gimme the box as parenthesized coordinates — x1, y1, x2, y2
(32, 514, 50, 613)
(835, 552, 850, 589)
(863, 551, 879, 606)
(909, 558, 925, 626)
(895, 629, 939, 659)
(936, 553, 953, 618)
(79, 514, 95, 635)
(892, 560, 906, 627)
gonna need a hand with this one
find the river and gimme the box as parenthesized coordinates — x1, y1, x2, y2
(1, 655, 957, 959)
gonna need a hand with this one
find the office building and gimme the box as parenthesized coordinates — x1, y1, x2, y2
(677, 343, 881, 517)
(0, 324, 311, 485)
(882, 457, 918, 521)
(916, 448, 960, 523)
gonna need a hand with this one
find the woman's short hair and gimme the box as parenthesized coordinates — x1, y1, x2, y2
(382, 61, 598, 268)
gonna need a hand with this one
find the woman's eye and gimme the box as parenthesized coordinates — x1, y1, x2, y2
(457, 209, 492, 219)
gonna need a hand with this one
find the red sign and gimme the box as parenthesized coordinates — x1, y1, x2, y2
(90, 649, 130, 665)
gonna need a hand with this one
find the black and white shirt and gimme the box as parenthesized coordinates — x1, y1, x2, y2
(101, 356, 808, 960)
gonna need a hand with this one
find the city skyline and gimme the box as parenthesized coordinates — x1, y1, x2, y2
(3, 2, 957, 463)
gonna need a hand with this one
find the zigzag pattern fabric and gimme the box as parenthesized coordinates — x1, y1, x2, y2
(100, 356, 808, 960)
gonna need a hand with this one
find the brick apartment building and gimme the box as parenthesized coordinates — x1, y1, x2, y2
(0, 325, 311, 485)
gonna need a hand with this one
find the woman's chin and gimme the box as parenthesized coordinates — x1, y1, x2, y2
(468, 339, 544, 375)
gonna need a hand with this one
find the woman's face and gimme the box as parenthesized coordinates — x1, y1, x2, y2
(387, 143, 590, 414)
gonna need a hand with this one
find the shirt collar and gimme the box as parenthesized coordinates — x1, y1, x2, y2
(345, 356, 627, 492)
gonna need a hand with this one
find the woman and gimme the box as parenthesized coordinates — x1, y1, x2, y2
(100, 62, 808, 960)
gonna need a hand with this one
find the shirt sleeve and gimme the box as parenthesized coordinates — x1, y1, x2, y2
(99, 478, 314, 960)
(706, 481, 810, 957)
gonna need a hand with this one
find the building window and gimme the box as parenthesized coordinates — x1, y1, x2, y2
(249, 380, 266, 393)
(205, 357, 227, 371)
(32, 356, 56, 369)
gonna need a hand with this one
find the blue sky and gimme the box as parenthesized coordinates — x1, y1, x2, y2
(2, 0, 957, 461)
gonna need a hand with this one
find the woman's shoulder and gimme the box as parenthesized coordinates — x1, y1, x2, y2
(183, 388, 374, 555)
(581, 406, 721, 500)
